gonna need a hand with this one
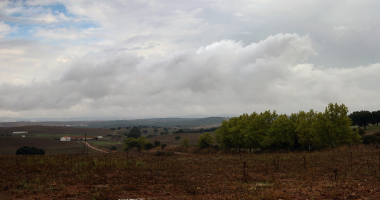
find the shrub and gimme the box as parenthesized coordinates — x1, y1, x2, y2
(110, 146, 117, 151)
(353, 128, 366, 136)
(155, 151, 165, 156)
(16, 146, 45, 155)
(181, 137, 190, 147)
(0, 134, 4, 136)
(154, 140, 161, 147)
(362, 135, 380, 144)
(161, 144, 167, 149)
(197, 132, 214, 149)
(175, 135, 180, 141)
(144, 143, 154, 150)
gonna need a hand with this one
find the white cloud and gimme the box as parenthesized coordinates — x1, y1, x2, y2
(1, 1, 380, 118)
(0, 33, 379, 118)
(0, 21, 12, 39)
(34, 27, 91, 41)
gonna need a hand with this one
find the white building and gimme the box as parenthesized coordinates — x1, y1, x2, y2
(13, 131, 28, 134)
(60, 136, 71, 141)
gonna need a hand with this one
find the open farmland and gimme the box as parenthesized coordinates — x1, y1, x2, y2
(147, 132, 206, 146)
(0, 126, 111, 155)
(0, 126, 109, 137)
(1, 145, 380, 199)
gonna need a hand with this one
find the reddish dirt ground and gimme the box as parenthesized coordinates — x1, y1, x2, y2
(1, 145, 380, 199)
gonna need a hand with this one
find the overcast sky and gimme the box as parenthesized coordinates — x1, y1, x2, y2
(1, 0, 380, 119)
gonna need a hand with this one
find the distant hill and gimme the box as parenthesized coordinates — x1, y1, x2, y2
(83, 117, 226, 128)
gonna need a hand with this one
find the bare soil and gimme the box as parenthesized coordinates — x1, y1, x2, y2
(1, 145, 380, 199)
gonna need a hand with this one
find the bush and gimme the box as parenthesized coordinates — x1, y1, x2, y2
(16, 146, 45, 155)
(161, 144, 167, 149)
(353, 128, 366, 136)
(181, 137, 190, 147)
(110, 146, 117, 151)
(362, 135, 380, 144)
(197, 132, 214, 149)
(144, 143, 154, 150)
(175, 135, 180, 141)
(154, 140, 161, 147)
(0, 134, 4, 136)
(155, 151, 165, 156)
(154, 151, 174, 156)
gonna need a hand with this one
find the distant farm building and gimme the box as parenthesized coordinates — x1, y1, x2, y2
(13, 131, 28, 134)
(59, 136, 102, 141)
(60, 136, 71, 141)
(70, 136, 96, 141)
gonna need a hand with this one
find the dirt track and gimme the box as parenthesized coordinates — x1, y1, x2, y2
(81, 141, 109, 153)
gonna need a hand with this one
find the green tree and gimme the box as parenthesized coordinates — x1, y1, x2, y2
(124, 136, 149, 151)
(136, 136, 148, 151)
(229, 115, 248, 151)
(126, 126, 141, 138)
(314, 103, 360, 148)
(214, 120, 234, 151)
(371, 110, 380, 126)
(117, 127, 121, 130)
(349, 110, 372, 130)
(197, 132, 214, 149)
(244, 110, 277, 152)
(154, 140, 161, 147)
(181, 137, 190, 147)
(153, 127, 159, 133)
(124, 137, 138, 151)
(144, 143, 154, 150)
(296, 110, 320, 151)
(110, 128, 116, 131)
(264, 114, 298, 150)
(175, 135, 180, 141)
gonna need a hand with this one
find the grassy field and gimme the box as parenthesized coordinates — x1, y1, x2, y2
(1, 144, 380, 199)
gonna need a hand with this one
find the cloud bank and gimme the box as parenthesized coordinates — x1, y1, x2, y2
(1, 33, 379, 118)
(1, 1, 380, 118)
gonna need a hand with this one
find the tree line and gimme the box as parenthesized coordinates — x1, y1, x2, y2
(349, 110, 380, 130)
(214, 103, 361, 152)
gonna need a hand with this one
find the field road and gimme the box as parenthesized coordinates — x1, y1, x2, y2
(81, 141, 109, 153)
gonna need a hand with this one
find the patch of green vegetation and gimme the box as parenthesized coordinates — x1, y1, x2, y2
(365, 125, 380, 132)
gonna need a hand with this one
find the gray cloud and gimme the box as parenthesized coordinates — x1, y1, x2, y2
(1, 33, 380, 118)
(1, 1, 380, 118)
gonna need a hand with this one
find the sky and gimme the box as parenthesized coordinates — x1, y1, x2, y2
(1, 0, 380, 119)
